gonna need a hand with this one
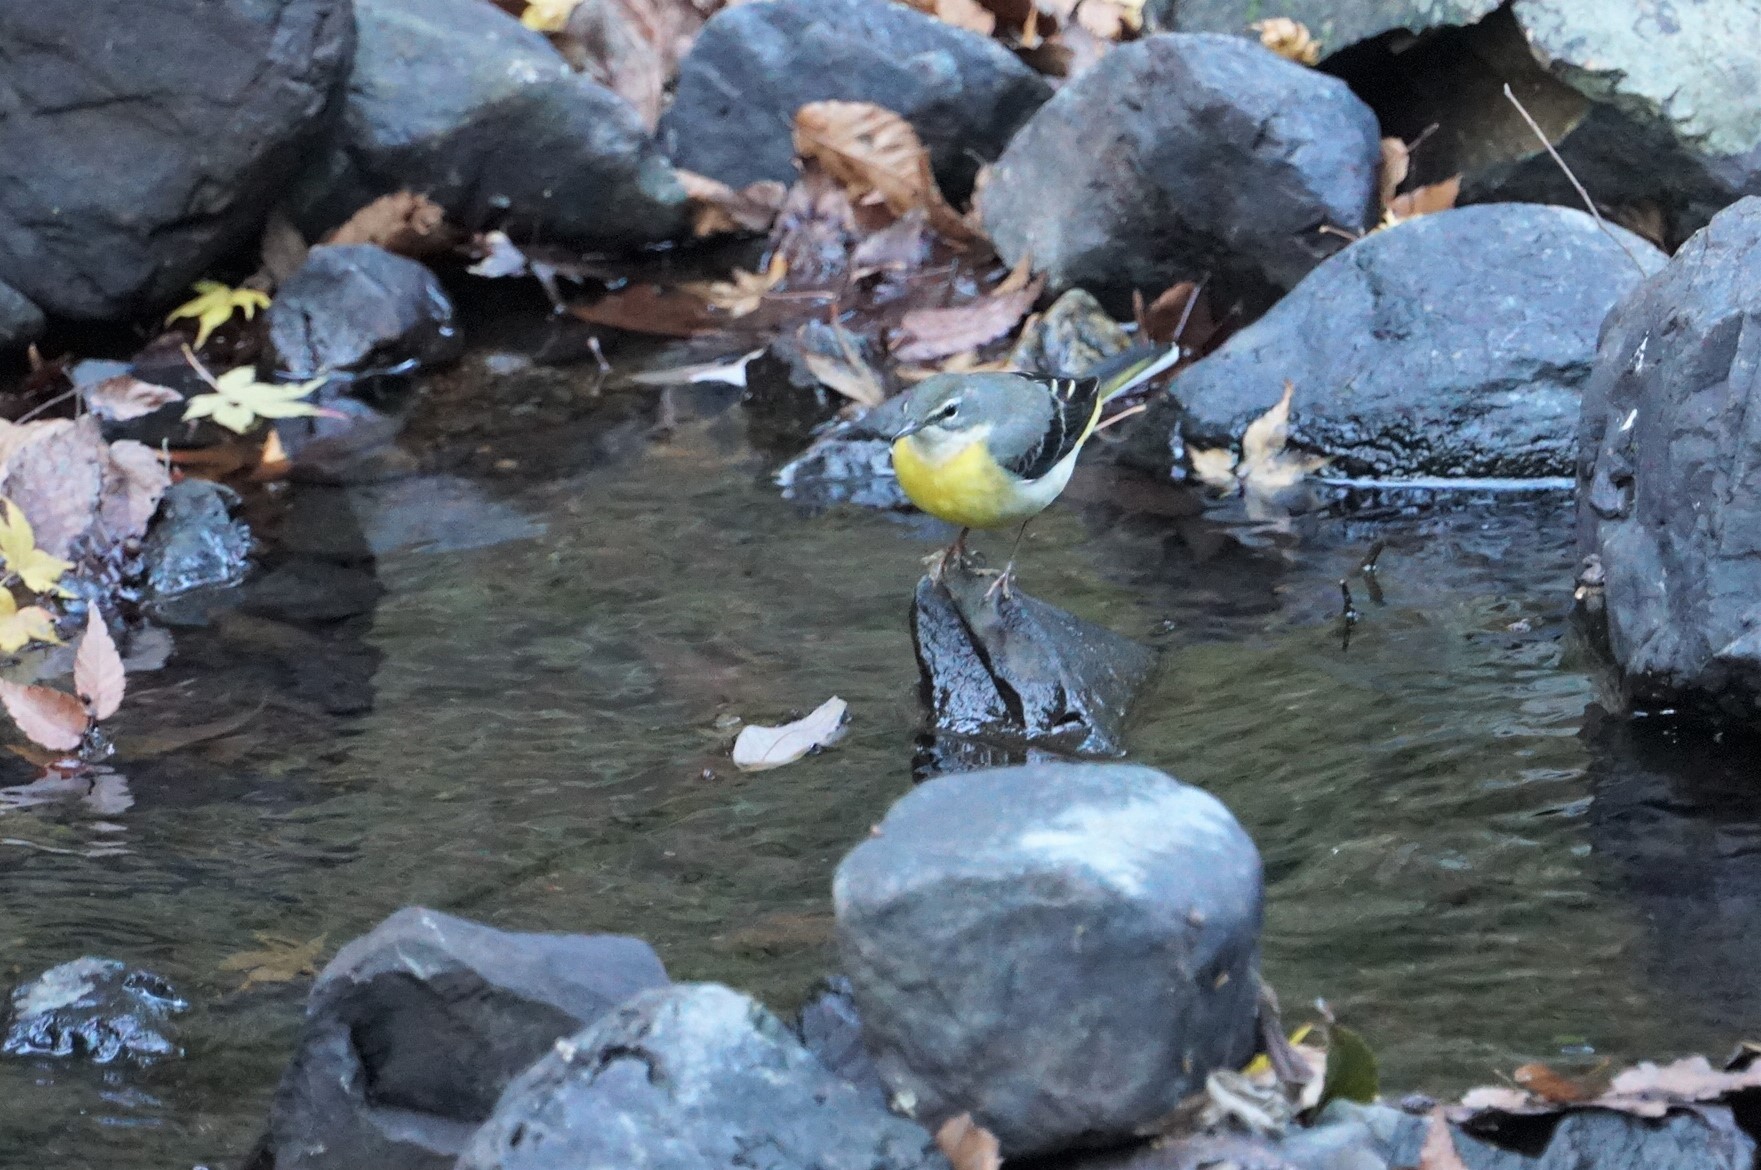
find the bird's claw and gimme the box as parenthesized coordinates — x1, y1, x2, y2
(981, 562, 1017, 604)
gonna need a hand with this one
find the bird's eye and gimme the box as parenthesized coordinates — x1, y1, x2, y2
(938, 400, 960, 420)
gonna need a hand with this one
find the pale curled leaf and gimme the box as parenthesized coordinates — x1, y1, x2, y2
(1252, 16, 1321, 64)
(680, 253, 788, 318)
(1378, 137, 1410, 213)
(1387, 175, 1462, 222)
(521, 0, 581, 31)
(935, 1113, 1002, 1170)
(82, 375, 182, 422)
(1238, 380, 1328, 493)
(74, 608, 125, 722)
(0, 680, 86, 752)
(0, 592, 61, 653)
(891, 275, 1044, 363)
(731, 697, 848, 771)
(1187, 445, 1240, 489)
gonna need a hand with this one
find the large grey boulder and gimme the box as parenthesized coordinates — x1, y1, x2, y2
(1171, 203, 1663, 479)
(661, 0, 1051, 200)
(457, 983, 950, 1170)
(977, 33, 1379, 313)
(1577, 197, 1761, 720)
(0, 279, 44, 352)
(834, 763, 1263, 1157)
(265, 907, 668, 1170)
(268, 244, 460, 378)
(291, 0, 685, 250)
(0, 0, 352, 320)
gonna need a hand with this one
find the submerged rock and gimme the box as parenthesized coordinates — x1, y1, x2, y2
(291, 0, 685, 251)
(1172, 203, 1663, 479)
(978, 33, 1379, 313)
(796, 975, 889, 1108)
(266, 906, 668, 1170)
(0, 278, 43, 352)
(140, 480, 253, 604)
(834, 762, 1264, 1157)
(2, 957, 187, 1064)
(457, 983, 949, 1170)
(912, 556, 1157, 757)
(0, 0, 352, 319)
(1577, 197, 1761, 720)
(662, 0, 1050, 200)
(269, 244, 460, 378)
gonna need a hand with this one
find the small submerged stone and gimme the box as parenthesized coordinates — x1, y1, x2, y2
(834, 762, 1264, 1157)
(139, 480, 254, 610)
(3, 957, 187, 1064)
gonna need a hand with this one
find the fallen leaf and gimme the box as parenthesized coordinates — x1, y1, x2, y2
(0, 679, 85, 752)
(1512, 1062, 1599, 1103)
(891, 274, 1044, 363)
(166, 281, 271, 350)
(1318, 1022, 1378, 1109)
(81, 375, 182, 422)
(521, 0, 581, 31)
(184, 368, 328, 435)
(560, 0, 673, 129)
(1378, 137, 1410, 213)
(1387, 175, 1462, 222)
(219, 932, 328, 991)
(73, 608, 124, 722)
(0, 593, 61, 655)
(799, 324, 888, 407)
(118, 707, 260, 761)
(1417, 1109, 1469, 1170)
(1252, 16, 1321, 64)
(1077, 0, 1141, 40)
(320, 191, 454, 257)
(1203, 380, 1328, 495)
(625, 349, 764, 388)
(681, 253, 789, 318)
(850, 209, 932, 276)
(935, 1114, 1002, 1170)
(930, 0, 996, 34)
(0, 418, 107, 560)
(0, 499, 73, 596)
(467, 231, 532, 279)
(678, 170, 787, 236)
(792, 102, 980, 244)
(732, 696, 848, 771)
(567, 285, 721, 337)
(98, 440, 172, 541)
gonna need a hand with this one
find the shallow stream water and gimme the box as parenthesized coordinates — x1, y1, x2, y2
(3, 349, 1760, 1168)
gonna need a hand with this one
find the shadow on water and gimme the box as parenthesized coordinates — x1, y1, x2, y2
(3, 342, 1761, 1166)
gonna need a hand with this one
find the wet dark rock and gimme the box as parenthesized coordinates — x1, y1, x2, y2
(266, 906, 668, 1170)
(240, 559, 385, 624)
(3, 958, 187, 1064)
(911, 557, 1157, 757)
(0, 278, 44, 351)
(1425, 1106, 1754, 1170)
(215, 612, 381, 716)
(457, 982, 949, 1170)
(1045, 1100, 1414, 1169)
(1576, 197, 1761, 719)
(140, 480, 253, 603)
(834, 761, 1263, 1157)
(1172, 203, 1662, 479)
(1007, 289, 1130, 378)
(977, 33, 1379, 314)
(1145, 0, 1498, 47)
(269, 245, 461, 378)
(775, 388, 911, 513)
(796, 975, 889, 1108)
(0, 0, 352, 319)
(662, 0, 1051, 200)
(291, 0, 685, 251)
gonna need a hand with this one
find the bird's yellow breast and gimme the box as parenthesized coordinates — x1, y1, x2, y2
(891, 430, 1025, 530)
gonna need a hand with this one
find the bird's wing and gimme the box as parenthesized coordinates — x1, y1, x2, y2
(1001, 375, 1103, 482)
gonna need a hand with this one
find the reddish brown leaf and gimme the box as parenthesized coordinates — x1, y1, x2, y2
(891, 275, 1044, 362)
(74, 608, 125, 722)
(1388, 175, 1461, 220)
(82, 375, 182, 422)
(0, 681, 87, 752)
(935, 1114, 1001, 1170)
(678, 170, 787, 237)
(321, 191, 456, 258)
(792, 102, 982, 246)
(1378, 137, 1411, 212)
(1513, 1063, 1598, 1104)
(98, 439, 171, 544)
(567, 285, 720, 337)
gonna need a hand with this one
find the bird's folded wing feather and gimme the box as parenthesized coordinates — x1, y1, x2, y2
(1004, 376, 1102, 482)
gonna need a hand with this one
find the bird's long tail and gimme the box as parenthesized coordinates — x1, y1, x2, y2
(1088, 343, 1184, 402)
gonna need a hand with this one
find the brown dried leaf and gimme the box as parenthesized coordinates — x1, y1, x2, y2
(935, 1113, 1002, 1170)
(933, 0, 996, 34)
(0, 417, 106, 560)
(220, 932, 328, 991)
(678, 170, 787, 236)
(891, 275, 1044, 362)
(562, 0, 667, 128)
(1513, 1063, 1598, 1104)
(0, 681, 86, 752)
(321, 191, 455, 258)
(680, 253, 788, 318)
(1387, 175, 1461, 221)
(1252, 16, 1321, 64)
(567, 285, 720, 337)
(82, 375, 182, 422)
(1378, 137, 1410, 212)
(1418, 1109, 1470, 1170)
(799, 325, 888, 407)
(851, 209, 931, 276)
(74, 608, 125, 722)
(792, 102, 983, 245)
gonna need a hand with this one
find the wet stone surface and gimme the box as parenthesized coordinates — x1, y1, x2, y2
(3, 958, 188, 1065)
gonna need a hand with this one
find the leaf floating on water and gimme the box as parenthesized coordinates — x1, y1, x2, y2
(625, 349, 764, 388)
(220, 932, 329, 991)
(81, 375, 182, 422)
(0, 679, 86, 752)
(732, 697, 848, 771)
(74, 608, 125, 722)
(568, 285, 722, 338)
(117, 707, 261, 762)
(1252, 16, 1321, 64)
(1194, 381, 1328, 496)
(935, 1113, 1002, 1170)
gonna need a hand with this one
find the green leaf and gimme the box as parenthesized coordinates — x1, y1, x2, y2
(1319, 1023, 1379, 1109)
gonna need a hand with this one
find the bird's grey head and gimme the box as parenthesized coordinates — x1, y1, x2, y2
(891, 374, 1021, 440)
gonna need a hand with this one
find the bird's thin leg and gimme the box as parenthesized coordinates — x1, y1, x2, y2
(983, 520, 1032, 602)
(925, 527, 971, 581)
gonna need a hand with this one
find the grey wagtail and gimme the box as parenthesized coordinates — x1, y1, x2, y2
(886, 344, 1182, 586)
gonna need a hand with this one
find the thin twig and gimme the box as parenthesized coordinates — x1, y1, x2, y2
(1092, 402, 1148, 434)
(181, 344, 223, 390)
(16, 387, 79, 423)
(1502, 83, 1648, 275)
(1172, 275, 1207, 350)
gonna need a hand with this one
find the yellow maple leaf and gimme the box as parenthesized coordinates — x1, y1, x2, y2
(520, 0, 580, 31)
(0, 590, 61, 653)
(166, 281, 272, 350)
(0, 500, 73, 597)
(184, 368, 327, 435)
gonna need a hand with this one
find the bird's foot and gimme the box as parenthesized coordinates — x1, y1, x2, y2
(924, 530, 972, 582)
(981, 561, 1017, 604)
